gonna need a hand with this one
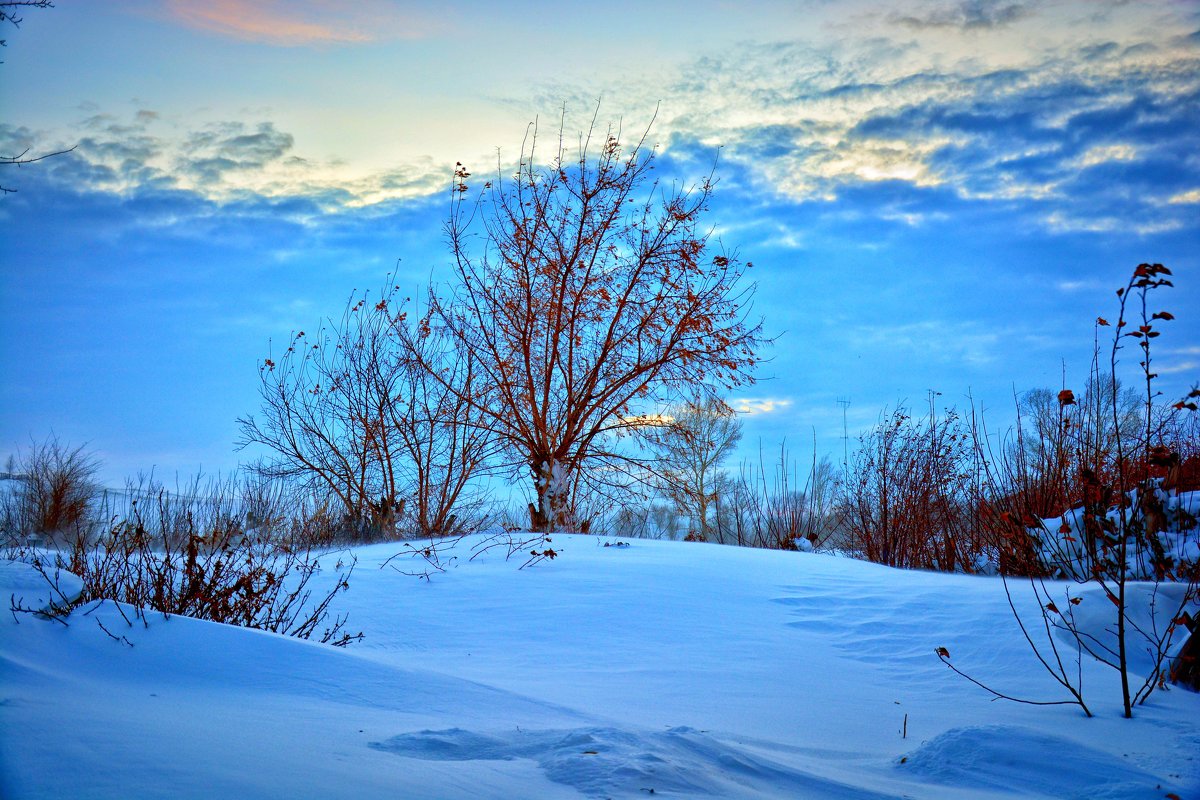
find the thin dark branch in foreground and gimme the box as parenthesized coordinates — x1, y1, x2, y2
(936, 652, 1089, 710)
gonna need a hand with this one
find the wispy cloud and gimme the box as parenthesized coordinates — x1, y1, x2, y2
(0, 111, 449, 206)
(1157, 347, 1200, 380)
(891, 1, 1032, 31)
(1056, 279, 1103, 293)
(641, 26, 1200, 237)
(730, 397, 794, 416)
(164, 0, 439, 46)
(1157, 360, 1198, 376)
(848, 320, 1001, 368)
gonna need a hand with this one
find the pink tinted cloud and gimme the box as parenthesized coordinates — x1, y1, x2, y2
(165, 0, 437, 46)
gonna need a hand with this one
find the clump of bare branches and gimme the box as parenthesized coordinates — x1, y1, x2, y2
(237, 280, 499, 540)
(1, 435, 101, 546)
(11, 472, 361, 646)
(712, 439, 840, 551)
(944, 263, 1200, 718)
(838, 397, 987, 571)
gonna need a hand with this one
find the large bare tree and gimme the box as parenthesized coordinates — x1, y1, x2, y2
(428, 115, 762, 530)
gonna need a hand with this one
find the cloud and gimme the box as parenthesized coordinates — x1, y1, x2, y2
(848, 320, 1001, 368)
(1056, 279, 1103, 293)
(163, 0, 440, 46)
(730, 398, 794, 416)
(891, 1, 1032, 31)
(182, 122, 295, 183)
(166, 0, 367, 45)
(619, 413, 675, 429)
(22, 2, 1199, 245)
(7, 110, 450, 208)
(1157, 360, 1198, 376)
(654, 32, 1200, 236)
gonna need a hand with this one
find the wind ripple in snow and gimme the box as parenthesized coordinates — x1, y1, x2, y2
(772, 583, 957, 675)
(371, 725, 904, 799)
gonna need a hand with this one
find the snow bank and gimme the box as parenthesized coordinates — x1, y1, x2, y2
(901, 725, 1167, 799)
(2, 534, 1198, 798)
(0, 557, 83, 615)
(1034, 485, 1200, 580)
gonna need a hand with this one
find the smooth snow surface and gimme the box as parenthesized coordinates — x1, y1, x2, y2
(2, 536, 1198, 799)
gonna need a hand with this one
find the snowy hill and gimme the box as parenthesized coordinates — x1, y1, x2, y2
(2, 535, 1198, 799)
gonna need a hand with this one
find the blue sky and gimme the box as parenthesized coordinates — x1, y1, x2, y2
(1, 0, 1198, 485)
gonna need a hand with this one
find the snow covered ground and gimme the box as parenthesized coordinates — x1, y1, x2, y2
(2, 535, 1198, 799)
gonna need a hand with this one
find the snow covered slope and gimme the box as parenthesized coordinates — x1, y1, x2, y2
(2, 536, 1197, 799)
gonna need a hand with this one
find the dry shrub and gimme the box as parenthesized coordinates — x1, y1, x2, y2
(1, 435, 100, 544)
(838, 403, 987, 571)
(943, 263, 1200, 718)
(714, 443, 840, 551)
(17, 473, 360, 646)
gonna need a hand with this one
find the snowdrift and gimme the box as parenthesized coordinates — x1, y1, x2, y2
(2, 536, 1197, 799)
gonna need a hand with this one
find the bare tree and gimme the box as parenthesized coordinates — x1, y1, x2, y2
(646, 393, 741, 539)
(237, 284, 497, 538)
(0, 1, 53, 48)
(427, 112, 762, 531)
(389, 306, 500, 535)
(1, 1, 74, 194)
(1010, 374, 1143, 517)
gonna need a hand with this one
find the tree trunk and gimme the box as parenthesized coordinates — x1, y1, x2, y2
(530, 458, 573, 532)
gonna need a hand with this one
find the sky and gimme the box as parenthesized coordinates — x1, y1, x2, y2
(1, 0, 1198, 487)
